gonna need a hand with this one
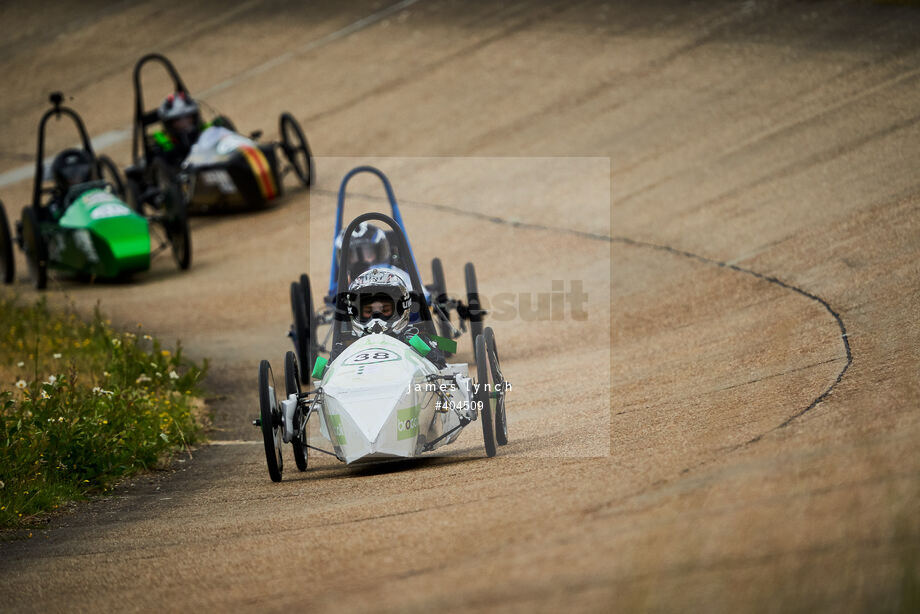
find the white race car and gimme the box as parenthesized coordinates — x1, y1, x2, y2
(254, 212, 509, 481)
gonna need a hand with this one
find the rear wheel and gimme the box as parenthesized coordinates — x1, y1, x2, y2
(291, 278, 315, 385)
(21, 207, 47, 290)
(301, 274, 318, 362)
(285, 350, 307, 472)
(279, 112, 313, 187)
(475, 333, 497, 458)
(96, 155, 126, 200)
(485, 327, 508, 446)
(0, 200, 14, 284)
(465, 262, 484, 358)
(431, 258, 452, 340)
(259, 360, 283, 482)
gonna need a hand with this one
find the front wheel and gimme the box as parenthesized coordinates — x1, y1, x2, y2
(259, 360, 283, 482)
(21, 207, 47, 290)
(285, 350, 307, 472)
(279, 112, 314, 187)
(0, 200, 14, 284)
(474, 333, 497, 458)
(485, 327, 508, 446)
(166, 199, 192, 270)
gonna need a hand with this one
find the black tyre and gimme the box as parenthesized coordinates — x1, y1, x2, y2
(291, 280, 314, 386)
(21, 207, 47, 290)
(485, 327, 508, 446)
(431, 257, 452, 340)
(259, 360, 283, 482)
(0, 200, 14, 284)
(475, 333, 497, 458)
(159, 173, 191, 271)
(167, 203, 191, 270)
(96, 155, 126, 201)
(300, 274, 317, 378)
(125, 177, 143, 214)
(150, 158, 178, 214)
(285, 350, 307, 472)
(279, 112, 314, 187)
(301, 273, 318, 341)
(465, 262, 484, 358)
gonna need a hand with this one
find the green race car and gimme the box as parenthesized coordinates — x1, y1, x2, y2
(0, 93, 190, 290)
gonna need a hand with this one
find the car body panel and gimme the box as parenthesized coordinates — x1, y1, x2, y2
(317, 334, 471, 464)
(49, 187, 150, 277)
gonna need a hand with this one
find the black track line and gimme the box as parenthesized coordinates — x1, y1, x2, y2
(318, 187, 853, 444)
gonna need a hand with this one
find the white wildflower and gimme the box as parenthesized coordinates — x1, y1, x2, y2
(53, 353, 62, 359)
(46, 375, 57, 385)
(169, 370, 179, 380)
(15, 380, 27, 390)
(136, 374, 152, 384)
(112, 338, 122, 348)
(40, 389, 51, 400)
(16, 361, 25, 368)
(92, 387, 113, 396)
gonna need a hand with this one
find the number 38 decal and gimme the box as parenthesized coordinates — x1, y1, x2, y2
(343, 348, 401, 366)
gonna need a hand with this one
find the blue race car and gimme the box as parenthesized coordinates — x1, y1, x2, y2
(288, 166, 486, 384)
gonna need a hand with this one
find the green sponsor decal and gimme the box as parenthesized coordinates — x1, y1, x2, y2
(408, 334, 431, 356)
(396, 405, 420, 440)
(430, 334, 457, 354)
(328, 414, 346, 445)
(312, 356, 328, 379)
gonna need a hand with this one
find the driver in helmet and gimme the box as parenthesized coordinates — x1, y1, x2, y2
(335, 222, 391, 283)
(47, 148, 95, 218)
(153, 91, 202, 163)
(329, 267, 447, 368)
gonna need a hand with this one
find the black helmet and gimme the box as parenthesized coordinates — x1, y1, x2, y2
(335, 222, 391, 281)
(51, 148, 94, 194)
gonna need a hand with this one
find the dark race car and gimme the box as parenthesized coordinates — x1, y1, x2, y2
(125, 53, 313, 215)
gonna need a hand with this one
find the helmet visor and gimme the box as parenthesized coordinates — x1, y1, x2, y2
(358, 292, 395, 322)
(60, 162, 91, 186)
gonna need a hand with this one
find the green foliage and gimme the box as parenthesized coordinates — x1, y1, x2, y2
(0, 296, 207, 529)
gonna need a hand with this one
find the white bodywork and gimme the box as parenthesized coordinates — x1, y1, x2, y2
(311, 334, 473, 464)
(185, 126, 255, 167)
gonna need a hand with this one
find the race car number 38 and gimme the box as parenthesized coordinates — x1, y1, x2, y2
(342, 348, 401, 366)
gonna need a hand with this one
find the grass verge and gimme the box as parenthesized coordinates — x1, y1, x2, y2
(0, 295, 208, 530)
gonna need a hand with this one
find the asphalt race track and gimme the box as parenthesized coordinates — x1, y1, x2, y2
(1, 1, 919, 611)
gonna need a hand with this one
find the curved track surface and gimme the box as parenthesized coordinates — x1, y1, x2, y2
(1, 1, 919, 611)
